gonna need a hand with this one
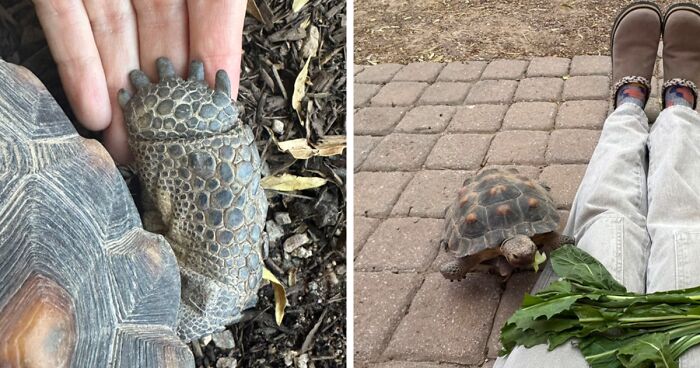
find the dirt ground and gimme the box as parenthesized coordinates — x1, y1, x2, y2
(354, 0, 679, 64)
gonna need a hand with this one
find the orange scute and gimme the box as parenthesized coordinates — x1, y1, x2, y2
(489, 185, 506, 196)
(497, 204, 511, 216)
(0, 274, 76, 368)
(459, 193, 474, 207)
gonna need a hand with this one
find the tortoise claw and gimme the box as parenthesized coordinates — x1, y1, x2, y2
(117, 89, 132, 108)
(215, 70, 231, 97)
(156, 57, 176, 80)
(129, 70, 151, 89)
(188, 60, 205, 81)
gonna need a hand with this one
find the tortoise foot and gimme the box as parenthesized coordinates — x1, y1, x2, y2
(440, 260, 469, 281)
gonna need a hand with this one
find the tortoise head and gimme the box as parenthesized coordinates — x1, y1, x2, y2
(501, 234, 537, 267)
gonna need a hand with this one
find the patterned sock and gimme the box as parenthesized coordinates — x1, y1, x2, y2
(664, 85, 695, 108)
(616, 83, 648, 108)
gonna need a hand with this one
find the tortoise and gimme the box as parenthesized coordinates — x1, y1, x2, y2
(118, 58, 268, 341)
(0, 60, 193, 366)
(440, 167, 572, 281)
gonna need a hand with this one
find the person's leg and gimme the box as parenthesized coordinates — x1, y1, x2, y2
(645, 106, 700, 367)
(496, 3, 662, 366)
(562, 102, 651, 293)
(494, 103, 652, 368)
(646, 6, 700, 367)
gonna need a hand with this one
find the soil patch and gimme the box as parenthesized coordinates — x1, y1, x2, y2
(355, 0, 677, 64)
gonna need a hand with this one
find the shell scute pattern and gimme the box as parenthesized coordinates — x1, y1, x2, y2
(444, 168, 559, 258)
(121, 58, 268, 341)
(0, 60, 192, 366)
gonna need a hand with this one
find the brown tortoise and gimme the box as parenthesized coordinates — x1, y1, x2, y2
(439, 168, 573, 281)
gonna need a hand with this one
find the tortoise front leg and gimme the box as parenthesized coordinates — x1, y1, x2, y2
(440, 257, 480, 281)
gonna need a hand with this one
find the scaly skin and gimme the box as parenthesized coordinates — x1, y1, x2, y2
(119, 57, 268, 341)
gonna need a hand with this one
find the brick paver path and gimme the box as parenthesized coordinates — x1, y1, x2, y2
(354, 52, 665, 367)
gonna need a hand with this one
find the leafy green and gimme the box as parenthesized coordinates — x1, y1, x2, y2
(549, 245, 626, 293)
(533, 250, 547, 272)
(500, 246, 700, 367)
(616, 334, 675, 368)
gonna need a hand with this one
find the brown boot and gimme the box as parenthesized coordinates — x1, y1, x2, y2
(611, 1, 662, 108)
(663, 3, 700, 109)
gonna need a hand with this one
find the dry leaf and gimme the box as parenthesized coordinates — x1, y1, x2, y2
(302, 25, 320, 58)
(277, 135, 346, 159)
(263, 268, 287, 326)
(300, 17, 311, 30)
(246, 0, 273, 28)
(261, 174, 327, 191)
(292, 56, 312, 119)
(246, 0, 263, 23)
(292, 0, 310, 12)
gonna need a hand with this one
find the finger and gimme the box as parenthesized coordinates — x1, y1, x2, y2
(102, 116, 134, 164)
(33, 0, 111, 130)
(83, 0, 139, 163)
(187, 0, 246, 98)
(132, 0, 189, 80)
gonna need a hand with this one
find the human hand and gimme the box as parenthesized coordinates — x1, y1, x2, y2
(33, 0, 247, 164)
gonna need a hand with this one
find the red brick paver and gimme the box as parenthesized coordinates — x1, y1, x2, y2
(502, 102, 557, 130)
(356, 64, 404, 83)
(363, 134, 438, 171)
(392, 170, 471, 218)
(418, 82, 472, 105)
(486, 131, 549, 165)
(481, 59, 529, 80)
(514, 78, 564, 102)
(356, 84, 382, 107)
(355, 135, 382, 170)
(354, 56, 613, 368)
(426, 134, 493, 170)
(563, 76, 610, 100)
(396, 105, 456, 134)
(570, 55, 612, 76)
(546, 129, 601, 164)
(438, 61, 488, 82)
(355, 216, 381, 257)
(527, 57, 570, 77)
(355, 107, 408, 135)
(372, 82, 429, 106)
(465, 80, 519, 104)
(355, 272, 423, 361)
(384, 273, 501, 364)
(356, 217, 443, 272)
(556, 100, 610, 129)
(448, 105, 507, 133)
(393, 62, 445, 82)
(355, 171, 414, 217)
(540, 165, 588, 209)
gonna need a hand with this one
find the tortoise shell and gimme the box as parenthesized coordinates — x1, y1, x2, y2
(0, 61, 192, 366)
(442, 167, 559, 258)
